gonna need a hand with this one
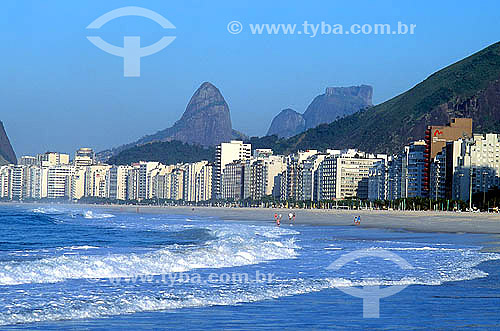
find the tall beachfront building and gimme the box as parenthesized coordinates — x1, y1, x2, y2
(74, 148, 95, 167)
(423, 118, 472, 196)
(37, 152, 70, 167)
(214, 140, 251, 199)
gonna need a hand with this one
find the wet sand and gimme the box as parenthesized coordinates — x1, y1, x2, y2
(4, 202, 500, 234)
(98, 205, 500, 235)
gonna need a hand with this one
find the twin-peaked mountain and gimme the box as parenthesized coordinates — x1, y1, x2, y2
(99, 82, 245, 161)
(105, 41, 500, 166)
(133, 82, 243, 147)
(102, 81, 374, 163)
(0, 121, 16, 166)
(267, 85, 373, 138)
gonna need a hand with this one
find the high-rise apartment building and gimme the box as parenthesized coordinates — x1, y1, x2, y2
(214, 141, 251, 199)
(74, 148, 95, 167)
(424, 118, 472, 196)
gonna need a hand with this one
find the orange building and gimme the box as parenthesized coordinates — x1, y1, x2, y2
(423, 118, 472, 195)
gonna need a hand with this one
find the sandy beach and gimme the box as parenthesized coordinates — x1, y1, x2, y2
(70, 204, 500, 235)
(4, 202, 500, 234)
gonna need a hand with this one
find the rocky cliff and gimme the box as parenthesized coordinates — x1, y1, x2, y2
(135, 82, 234, 147)
(265, 85, 373, 137)
(255, 41, 500, 155)
(0, 121, 16, 165)
(98, 82, 243, 161)
(303, 85, 373, 129)
(266, 108, 305, 138)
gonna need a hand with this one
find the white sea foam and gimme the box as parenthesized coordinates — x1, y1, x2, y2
(0, 277, 351, 325)
(3, 259, 498, 327)
(31, 207, 65, 214)
(0, 226, 299, 286)
(83, 211, 115, 219)
(3, 207, 500, 326)
(57, 246, 100, 251)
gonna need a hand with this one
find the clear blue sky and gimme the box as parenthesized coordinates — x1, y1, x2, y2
(1, 0, 499, 156)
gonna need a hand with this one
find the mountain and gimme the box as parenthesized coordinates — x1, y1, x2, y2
(266, 108, 305, 138)
(0, 121, 16, 165)
(265, 85, 373, 138)
(97, 82, 245, 161)
(135, 82, 234, 146)
(303, 85, 373, 129)
(252, 41, 500, 154)
(107, 140, 215, 166)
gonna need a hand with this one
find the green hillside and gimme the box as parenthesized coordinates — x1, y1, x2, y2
(258, 41, 500, 154)
(107, 140, 215, 165)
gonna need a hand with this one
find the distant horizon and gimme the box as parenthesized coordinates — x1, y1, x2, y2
(2, 0, 500, 156)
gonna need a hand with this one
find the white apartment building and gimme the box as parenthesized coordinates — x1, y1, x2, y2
(0, 165, 11, 199)
(47, 165, 74, 198)
(241, 155, 285, 201)
(301, 154, 327, 201)
(26, 166, 43, 199)
(195, 163, 213, 202)
(70, 167, 86, 200)
(74, 148, 95, 167)
(452, 134, 500, 202)
(10, 165, 26, 200)
(107, 165, 132, 200)
(150, 165, 175, 200)
(317, 151, 385, 201)
(18, 156, 37, 166)
(214, 141, 251, 199)
(169, 168, 185, 200)
(183, 161, 212, 202)
(335, 156, 384, 199)
(141, 162, 160, 200)
(85, 165, 112, 198)
(222, 160, 245, 200)
(38, 152, 70, 167)
(264, 155, 286, 197)
(367, 159, 387, 200)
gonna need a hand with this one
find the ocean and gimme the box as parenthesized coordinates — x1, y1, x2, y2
(0, 204, 499, 330)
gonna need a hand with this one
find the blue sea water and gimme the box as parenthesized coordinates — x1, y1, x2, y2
(0, 204, 499, 330)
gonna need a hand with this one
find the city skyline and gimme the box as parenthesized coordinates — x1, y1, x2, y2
(3, 120, 498, 208)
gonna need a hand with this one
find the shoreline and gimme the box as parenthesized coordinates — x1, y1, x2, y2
(4, 201, 500, 235)
(94, 204, 500, 252)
